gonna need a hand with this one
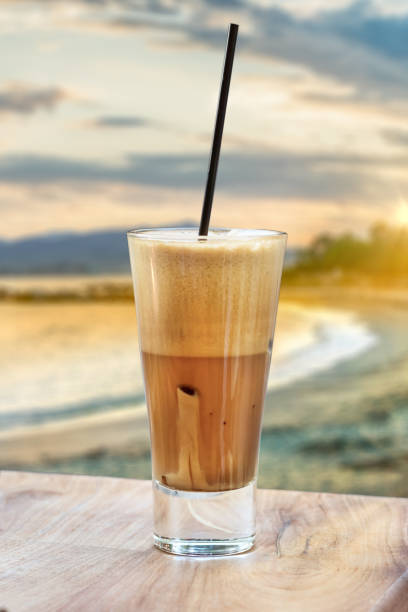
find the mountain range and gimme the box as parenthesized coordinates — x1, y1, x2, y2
(0, 225, 298, 274)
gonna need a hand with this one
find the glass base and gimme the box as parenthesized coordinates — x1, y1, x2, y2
(153, 479, 256, 557)
(154, 534, 255, 556)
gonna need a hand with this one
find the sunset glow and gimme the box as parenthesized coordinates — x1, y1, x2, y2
(395, 200, 408, 226)
(1, 1, 408, 246)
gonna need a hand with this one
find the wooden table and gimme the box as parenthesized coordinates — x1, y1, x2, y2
(1, 471, 408, 611)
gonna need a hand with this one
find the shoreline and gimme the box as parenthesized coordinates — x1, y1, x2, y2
(260, 289, 408, 497)
(2, 286, 408, 497)
(0, 298, 325, 420)
(1, 275, 408, 304)
(269, 302, 376, 391)
(280, 285, 408, 306)
(0, 406, 150, 466)
(0, 289, 392, 467)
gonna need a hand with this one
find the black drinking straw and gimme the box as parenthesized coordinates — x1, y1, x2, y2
(198, 23, 239, 237)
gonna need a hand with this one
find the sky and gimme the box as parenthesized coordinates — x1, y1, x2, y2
(1, 0, 408, 246)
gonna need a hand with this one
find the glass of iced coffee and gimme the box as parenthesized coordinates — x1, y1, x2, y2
(128, 227, 286, 556)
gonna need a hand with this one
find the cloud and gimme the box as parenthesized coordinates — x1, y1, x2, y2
(315, 1, 408, 61)
(86, 115, 150, 128)
(186, 3, 408, 104)
(0, 150, 405, 204)
(0, 83, 68, 115)
(203, 0, 243, 7)
(97, 0, 408, 104)
(382, 128, 408, 147)
(4, 1, 408, 105)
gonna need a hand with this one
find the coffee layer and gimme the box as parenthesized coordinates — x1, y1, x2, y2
(142, 352, 269, 491)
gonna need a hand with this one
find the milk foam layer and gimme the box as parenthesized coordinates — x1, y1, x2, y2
(128, 229, 287, 357)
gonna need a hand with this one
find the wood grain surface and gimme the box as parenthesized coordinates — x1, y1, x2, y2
(1, 471, 408, 612)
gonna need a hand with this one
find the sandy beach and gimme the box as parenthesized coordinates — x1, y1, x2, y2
(1, 283, 408, 496)
(0, 296, 324, 453)
(259, 287, 408, 497)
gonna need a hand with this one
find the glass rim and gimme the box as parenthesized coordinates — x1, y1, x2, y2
(127, 226, 287, 243)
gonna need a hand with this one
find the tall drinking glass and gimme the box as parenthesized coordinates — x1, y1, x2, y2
(128, 227, 286, 556)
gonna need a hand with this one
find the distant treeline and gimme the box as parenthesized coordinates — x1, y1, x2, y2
(284, 223, 408, 286)
(0, 282, 134, 302)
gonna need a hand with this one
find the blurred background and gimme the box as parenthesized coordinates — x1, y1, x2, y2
(1, 0, 408, 496)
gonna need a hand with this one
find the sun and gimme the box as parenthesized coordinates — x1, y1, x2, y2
(395, 200, 408, 226)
